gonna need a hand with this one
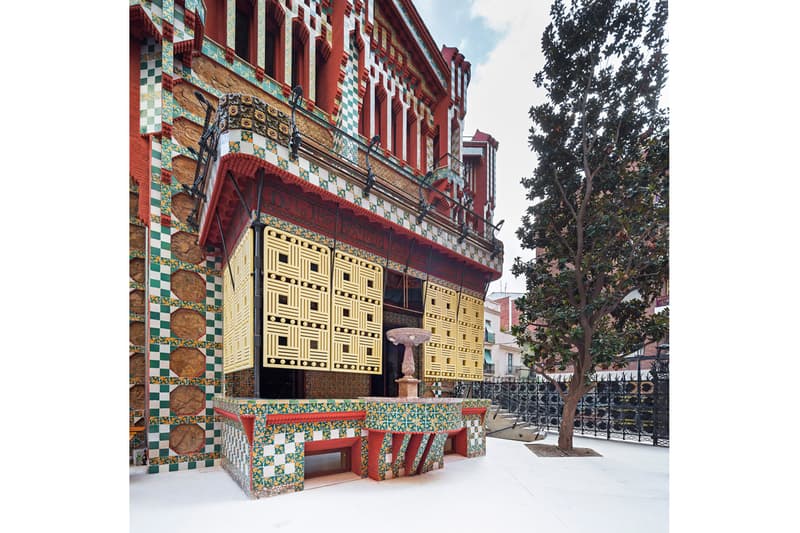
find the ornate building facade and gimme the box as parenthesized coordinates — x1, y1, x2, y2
(130, 0, 502, 496)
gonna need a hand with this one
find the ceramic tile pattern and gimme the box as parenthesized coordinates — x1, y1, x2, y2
(133, 0, 495, 479)
(213, 397, 489, 497)
(140, 39, 162, 134)
(214, 122, 501, 271)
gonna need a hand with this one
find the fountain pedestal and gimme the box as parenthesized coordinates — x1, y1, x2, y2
(395, 376, 421, 398)
(386, 327, 432, 399)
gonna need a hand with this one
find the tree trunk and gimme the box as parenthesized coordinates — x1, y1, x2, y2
(557, 388, 583, 451)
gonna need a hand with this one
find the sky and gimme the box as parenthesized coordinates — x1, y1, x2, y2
(414, 0, 555, 294)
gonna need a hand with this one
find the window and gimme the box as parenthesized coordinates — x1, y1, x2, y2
(235, 0, 254, 63)
(264, 15, 280, 79)
(507, 353, 513, 373)
(374, 85, 385, 148)
(391, 98, 401, 157)
(205, 0, 227, 45)
(406, 109, 417, 169)
(484, 319, 495, 343)
(359, 83, 370, 138)
(315, 45, 329, 112)
(291, 27, 307, 90)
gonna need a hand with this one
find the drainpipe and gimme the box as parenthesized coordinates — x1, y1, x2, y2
(252, 171, 266, 398)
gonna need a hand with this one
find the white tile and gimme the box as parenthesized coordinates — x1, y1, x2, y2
(330, 429, 339, 440)
(263, 465, 274, 478)
(285, 442, 295, 454)
(313, 430, 322, 441)
(294, 432, 305, 443)
(274, 454, 285, 466)
(274, 433, 285, 445)
(284, 462, 295, 475)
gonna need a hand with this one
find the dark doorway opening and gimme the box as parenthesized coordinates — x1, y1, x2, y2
(304, 449, 351, 479)
(371, 324, 403, 397)
(258, 366, 304, 399)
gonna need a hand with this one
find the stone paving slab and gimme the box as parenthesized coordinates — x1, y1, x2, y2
(130, 433, 668, 533)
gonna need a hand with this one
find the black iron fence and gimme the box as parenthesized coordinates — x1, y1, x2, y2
(454, 354, 669, 447)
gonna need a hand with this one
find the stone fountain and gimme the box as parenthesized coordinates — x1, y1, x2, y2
(386, 327, 432, 398)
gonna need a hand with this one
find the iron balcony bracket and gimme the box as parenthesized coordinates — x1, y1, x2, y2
(289, 85, 303, 161)
(363, 135, 381, 197)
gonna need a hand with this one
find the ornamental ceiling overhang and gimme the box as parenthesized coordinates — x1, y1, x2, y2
(199, 152, 502, 286)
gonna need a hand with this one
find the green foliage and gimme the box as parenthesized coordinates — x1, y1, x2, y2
(512, 0, 669, 380)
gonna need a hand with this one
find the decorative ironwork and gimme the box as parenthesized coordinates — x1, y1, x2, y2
(454, 355, 670, 447)
(489, 219, 504, 260)
(416, 171, 435, 224)
(288, 85, 303, 161)
(185, 91, 220, 229)
(363, 135, 381, 197)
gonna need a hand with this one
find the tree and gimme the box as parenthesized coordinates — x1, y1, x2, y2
(511, 0, 669, 451)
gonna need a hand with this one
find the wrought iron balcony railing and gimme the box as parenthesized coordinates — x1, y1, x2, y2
(185, 89, 505, 260)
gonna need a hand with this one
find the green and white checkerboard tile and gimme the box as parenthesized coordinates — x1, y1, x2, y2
(161, 0, 174, 25)
(466, 416, 486, 456)
(140, 39, 162, 134)
(174, 3, 193, 43)
(139, 0, 163, 28)
(333, 40, 360, 163)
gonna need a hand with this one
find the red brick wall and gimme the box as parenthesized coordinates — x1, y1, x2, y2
(494, 296, 521, 331)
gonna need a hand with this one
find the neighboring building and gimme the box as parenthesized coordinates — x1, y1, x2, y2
(486, 285, 669, 377)
(130, 0, 503, 498)
(482, 300, 526, 378)
(487, 291, 523, 332)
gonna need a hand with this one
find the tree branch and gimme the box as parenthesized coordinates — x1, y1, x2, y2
(552, 171, 578, 223)
(533, 365, 568, 401)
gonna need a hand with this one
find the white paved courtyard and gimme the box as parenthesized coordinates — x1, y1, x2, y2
(130, 433, 668, 533)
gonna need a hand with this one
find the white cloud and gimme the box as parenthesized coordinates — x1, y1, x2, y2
(464, 1, 555, 293)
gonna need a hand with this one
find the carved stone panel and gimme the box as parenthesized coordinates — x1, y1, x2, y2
(169, 424, 205, 455)
(130, 224, 146, 250)
(172, 156, 196, 187)
(172, 232, 205, 264)
(129, 290, 146, 315)
(170, 385, 206, 415)
(129, 384, 145, 411)
(171, 192, 195, 224)
(130, 353, 145, 379)
(170, 347, 206, 378)
(171, 270, 206, 303)
(171, 308, 206, 340)
(130, 322, 146, 346)
(129, 258, 146, 283)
